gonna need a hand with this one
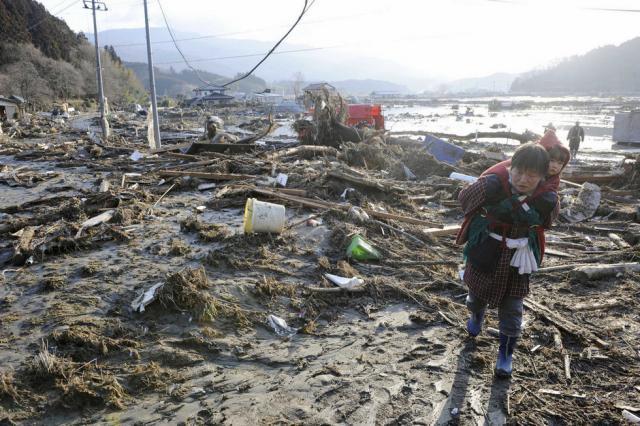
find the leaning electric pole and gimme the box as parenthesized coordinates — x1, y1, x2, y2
(83, 0, 110, 141)
(143, 0, 161, 149)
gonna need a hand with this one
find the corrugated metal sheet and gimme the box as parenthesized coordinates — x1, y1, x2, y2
(613, 111, 640, 144)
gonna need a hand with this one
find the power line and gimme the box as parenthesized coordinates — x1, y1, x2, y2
(222, 0, 315, 87)
(26, 0, 80, 31)
(111, 7, 381, 49)
(156, 0, 212, 86)
(0, 0, 80, 44)
(153, 31, 471, 66)
(152, 0, 315, 88)
(154, 45, 330, 65)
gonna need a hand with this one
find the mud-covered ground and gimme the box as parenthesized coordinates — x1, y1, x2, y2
(1, 108, 639, 425)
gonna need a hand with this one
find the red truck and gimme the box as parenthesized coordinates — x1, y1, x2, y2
(346, 104, 385, 130)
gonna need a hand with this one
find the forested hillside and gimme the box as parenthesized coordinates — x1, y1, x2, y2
(510, 37, 640, 94)
(0, 0, 144, 109)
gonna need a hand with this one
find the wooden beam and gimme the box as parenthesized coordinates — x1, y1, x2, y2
(251, 187, 440, 227)
(572, 262, 640, 280)
(158, 170, 257, 180)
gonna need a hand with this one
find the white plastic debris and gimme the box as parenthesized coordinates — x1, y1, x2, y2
(340, 187, 355, 200)
(99, 180, 110, 192)
(402, 164, 417, 180)
(130, 150, 143, 161)
(75, 210, 115, 238)
(449, 172, 478, 184)
(195, 206, 206, 213)
(10, 229, 24, 238)
(623, 410, 640, 424)
(560, 182, 601, 223)
(324, 273, 364, 290)
(197, 182, 217, 191)
(131, 282, 164, 313)
(276, 173, 288, 187)
(348, 206, 370, 223)
(267, 314, 297, 337)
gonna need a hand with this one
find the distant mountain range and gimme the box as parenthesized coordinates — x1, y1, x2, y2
(442, 73, 518, 94)
(511, 37, 640, 95)
(92, 28, 431, 94)
(85, 28, 640, 97)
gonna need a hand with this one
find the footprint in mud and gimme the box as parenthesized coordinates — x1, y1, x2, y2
(399, 342, 448, 362)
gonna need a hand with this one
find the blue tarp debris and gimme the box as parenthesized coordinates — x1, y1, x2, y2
(422, 134, 466, 165)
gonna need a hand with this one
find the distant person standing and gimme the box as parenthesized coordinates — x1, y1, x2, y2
(567, 121, 585, 159)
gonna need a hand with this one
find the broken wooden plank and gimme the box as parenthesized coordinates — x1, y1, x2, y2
(615, 403, 640, 413)
(391, 130, 535, 144)
(252, 187, 440, 227)
(608, 233, 631, 249)
(149, 142, 192, 154)
(538, 389, 586, 399)
(524, 298, 609, 348)
(545, 248, 573, 258)
(562, 174, 622, 185)
(327, 169, 402, 193)
(564, 354, 571, 380)
(422, 225, 461, 237)
(560, 179, 583, 188)
(571, 263, 640, 280)
(274, 188, 307, 197)
(307, 286, 366, 294)
(159, 170, 257, 180)
(573, 298, 621, 312)
(262, 145, 338, 160)
(546, 240, 588, 250)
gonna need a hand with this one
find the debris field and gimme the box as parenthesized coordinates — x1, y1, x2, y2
(1, 104, 639, 425)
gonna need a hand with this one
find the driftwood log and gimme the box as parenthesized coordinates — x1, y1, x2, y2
(262, 145, 338, 161)
(571, 262, 640, 280)
(390, 130, 538, 144)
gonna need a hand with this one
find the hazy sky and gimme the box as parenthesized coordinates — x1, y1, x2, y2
(40, 0, 640, 80)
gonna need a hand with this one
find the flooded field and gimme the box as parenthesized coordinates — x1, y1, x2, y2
(385, 96, 640, 160)
(1, 103, 639, 425)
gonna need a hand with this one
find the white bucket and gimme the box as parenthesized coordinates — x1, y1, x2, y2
(243, 198, 286, 234)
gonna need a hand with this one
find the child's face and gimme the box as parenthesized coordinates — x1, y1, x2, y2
(510, 167, 544, 195)
(548, 159, 564, 176)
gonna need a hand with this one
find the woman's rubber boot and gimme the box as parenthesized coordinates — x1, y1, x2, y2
(495, 333, 517, 378)
(466, 310, 485, 337)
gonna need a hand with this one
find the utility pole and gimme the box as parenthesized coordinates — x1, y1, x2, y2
(143, 0, 161, 148)
(83, 0, 110, 141)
